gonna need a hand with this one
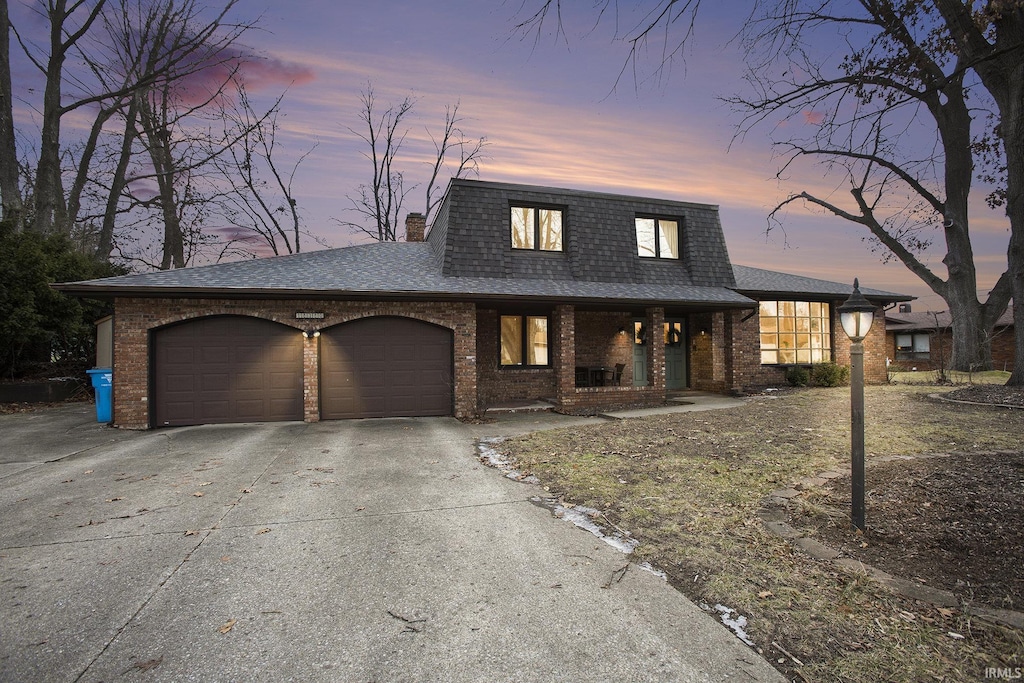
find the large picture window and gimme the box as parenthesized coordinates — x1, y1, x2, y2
(511, 206, 563, 251)
(636, 217, 679, 259)
(759, 301, 832, 365)
(500, 315, 549, 366)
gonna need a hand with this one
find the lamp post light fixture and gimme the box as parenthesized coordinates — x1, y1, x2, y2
(837, 279, 875, 532)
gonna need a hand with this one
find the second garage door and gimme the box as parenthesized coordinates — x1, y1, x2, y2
(320, 317, 453, 419)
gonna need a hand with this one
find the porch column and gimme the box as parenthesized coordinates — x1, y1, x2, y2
(646, 307, 665, 393)
(553, 304, 576, 407)
(302, 332, 320, 423)
(710, 311, 727, 391)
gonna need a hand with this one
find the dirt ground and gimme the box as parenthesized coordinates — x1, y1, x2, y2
(503, 384, 1024, 681)
(787, 384, 1024, 613)
(790, 449, 1024, 611)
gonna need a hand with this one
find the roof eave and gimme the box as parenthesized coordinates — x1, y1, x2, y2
(732, 288, 914, 304)
(52, 284, 756, 309)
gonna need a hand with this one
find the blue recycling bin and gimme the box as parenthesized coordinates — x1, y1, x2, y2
(86, 368, 112, 423)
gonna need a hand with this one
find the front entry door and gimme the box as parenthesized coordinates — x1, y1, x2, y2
(632, 321, 647, 386)
(665, 320, 687, 390)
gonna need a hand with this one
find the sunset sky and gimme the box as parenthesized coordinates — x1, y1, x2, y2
(12, 1, 1014, 311)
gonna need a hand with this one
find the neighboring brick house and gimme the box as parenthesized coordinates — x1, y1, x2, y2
(885, 306, 1015, 372)
(57, 179, 909, 429)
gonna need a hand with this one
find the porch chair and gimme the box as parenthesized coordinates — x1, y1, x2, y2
(612, 363, 625, 385)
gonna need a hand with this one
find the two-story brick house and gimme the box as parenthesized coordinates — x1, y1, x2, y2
(57, 179, 909, 428)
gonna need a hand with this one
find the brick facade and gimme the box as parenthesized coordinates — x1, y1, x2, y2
(887, 326, 1015, 372)
(110, 294, 894, 429)
(111, 298, 476, 429)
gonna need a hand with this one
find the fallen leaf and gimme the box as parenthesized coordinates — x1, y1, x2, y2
(256, 528, 271, 535)
(192, 492, 204, 497)
(105, 497, 124, 503)
(184, 529, 198, 536)
(198, 482, 212, 487)
(758, 590, 774, 599)
(83, 470, 93, 475)
(132, 656, 163, 672)
(355, 506, 365, 511)
(218, 619, 236, 634)
(240, 488, 252, 494)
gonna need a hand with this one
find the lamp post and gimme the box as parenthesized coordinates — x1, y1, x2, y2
(837, 279, 875, 532)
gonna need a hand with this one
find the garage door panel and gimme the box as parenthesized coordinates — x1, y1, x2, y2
(154, 316, 303, 427)
(321, 317, 453, 419)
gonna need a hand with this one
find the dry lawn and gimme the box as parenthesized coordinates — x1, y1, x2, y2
(501, 385, 1024, 682)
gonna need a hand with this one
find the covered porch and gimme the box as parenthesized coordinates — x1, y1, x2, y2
(476, 303, 751, 415)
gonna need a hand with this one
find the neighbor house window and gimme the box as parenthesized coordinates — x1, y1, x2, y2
(759, 301, 832, 365)
(895, 333, 930, 361)
(511, 206, 563, 251)
(635, 217, 679, 259)
(500, 315, 549, 366)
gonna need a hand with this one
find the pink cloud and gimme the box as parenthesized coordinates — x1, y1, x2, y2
(237, 55, 316, 92)
(802, 110, 825, 125)
(169, 49, 315, 106)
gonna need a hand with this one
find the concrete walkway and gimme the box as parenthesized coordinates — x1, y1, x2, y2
(0, 403, 782, 682)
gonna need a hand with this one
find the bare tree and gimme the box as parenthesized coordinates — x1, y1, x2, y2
(0, 0, 21, 223)
(513, 1, 1024, 384)
(341, 85, 487, 242)
(341, 86, 414, 242)
(213, 86, 319, 256)
(424, 101, 487, 222)
(6, 0, 251, 243)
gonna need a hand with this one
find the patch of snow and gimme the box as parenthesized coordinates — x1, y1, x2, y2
(551, 501, 639, 554)
(713, 604, 755, 647)
(476, 437, 539, 484)
(637, 561, 667, 580)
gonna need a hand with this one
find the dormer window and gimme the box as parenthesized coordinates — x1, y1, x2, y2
(636, 217, 679, 259)
(511, 206, 563, 251)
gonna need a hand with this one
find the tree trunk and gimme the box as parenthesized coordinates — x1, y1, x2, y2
(95, 95, 140, 262)
(0, 0, 21, 225)
(31, 1, 70, 234)
(140, 93, 185, 270)
(1002, 74, 1024, 386)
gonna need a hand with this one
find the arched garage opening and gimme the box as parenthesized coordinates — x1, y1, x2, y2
(320, 317, 453, 419)
(152, 316, 303, 427)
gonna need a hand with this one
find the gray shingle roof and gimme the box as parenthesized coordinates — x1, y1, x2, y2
(56, 241, 754, 307)
(731, 265, 912, 302)
(886, 308, 1014, 330)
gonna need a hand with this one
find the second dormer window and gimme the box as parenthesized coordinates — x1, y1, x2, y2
(636, 217, 679, 259)
(511, 206, 563, 251)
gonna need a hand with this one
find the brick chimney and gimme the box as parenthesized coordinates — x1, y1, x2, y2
(405, 213, 426, 242)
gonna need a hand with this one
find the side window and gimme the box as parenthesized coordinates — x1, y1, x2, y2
(636, 217, 679, 259)
(511, 206, 563, 252)
(500, 315, 549, 366)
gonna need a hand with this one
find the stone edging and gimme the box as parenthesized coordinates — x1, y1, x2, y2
(759, 466, 1024, 631)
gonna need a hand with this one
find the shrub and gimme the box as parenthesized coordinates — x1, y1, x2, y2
(786, 366, 810, 387)
(811, 362, 850, 387)
(0, 220, 123, 379)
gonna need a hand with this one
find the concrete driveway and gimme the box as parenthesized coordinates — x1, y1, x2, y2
(0, 404, 783, 682)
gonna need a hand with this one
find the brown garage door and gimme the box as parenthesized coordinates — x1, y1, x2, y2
(153, 316, 303, 427)
(321, 317, 453, 419)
